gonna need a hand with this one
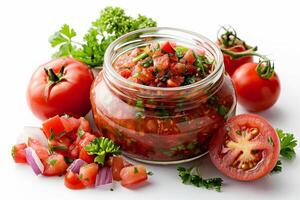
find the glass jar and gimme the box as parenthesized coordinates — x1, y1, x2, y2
(90, 27, 236, 164)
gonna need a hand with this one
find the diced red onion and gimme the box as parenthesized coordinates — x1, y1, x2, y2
(17, 126, 48, 147)
(67, 159, 86, 173)
(95, 166, 113, 188)
(25, 147, 44, 175)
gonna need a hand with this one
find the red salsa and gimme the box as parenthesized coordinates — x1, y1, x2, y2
(113, 41, 214, 87)
(91, 40, 236, 163)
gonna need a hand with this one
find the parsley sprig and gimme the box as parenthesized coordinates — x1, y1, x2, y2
(49, 7, 156, 68)
(271, 129, 297, 173)
(177, 166, 223, 192)
(84, 137, 121, 165)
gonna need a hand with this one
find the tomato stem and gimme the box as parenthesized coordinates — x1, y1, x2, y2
(256, 60, 274, 79)
(44, 66, 65, 83)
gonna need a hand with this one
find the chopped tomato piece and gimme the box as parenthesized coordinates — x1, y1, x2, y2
(64, 171, 85, 190)
(12, 143, 27, 163)
(110, 156, 125, 181)
(28, 137, 49, 161)
(120, 165, 148, 188)
(79, 149, 95, 163)
(79, 163, 99, 187)
(182, 49, 196, 64)
(153, 54, 169, 70)
(60, 116, 80, 133)
(161, 41, 175, 54)
(43, 154, 68, 176)
(167, 76, 184, 87)
(42, 115, 66, 139)
(79, 117, 91, 133)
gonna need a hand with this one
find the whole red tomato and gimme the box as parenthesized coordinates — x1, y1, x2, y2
(222, 45, 253, 76)
(27, 58, 94, 120)
(232, 62, 280, 112)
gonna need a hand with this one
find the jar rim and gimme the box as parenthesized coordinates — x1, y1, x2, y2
(104, 27, 224, 92)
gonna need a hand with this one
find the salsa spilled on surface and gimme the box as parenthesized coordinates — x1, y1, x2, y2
(113, 41, 215, 87)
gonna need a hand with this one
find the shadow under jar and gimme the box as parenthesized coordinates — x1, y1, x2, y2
(90, 27, 236, 164)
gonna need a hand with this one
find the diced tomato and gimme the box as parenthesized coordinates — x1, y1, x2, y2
(110, 156, 125, 181)
(167, 76, 184, 87)
(153, 54, 169, 70)
(12, 143, 27, 163)
(79, 163, 99, 187)
(79, 148, 95, 163)
(120, 165, 148, 188)
(119, 69, 132, 79)
(60, 116, 80, 133)
(64, 171, 85, 190)
(129, 48, 142, 57)
(42, 115, 66, 139)
(68, 144, 79, 159)
(182, 49, 196, 64)
(48, 136, 71, 156)
(161, 41, 175, 54)
(43, 154, 68, 176)
(170, 63, 186, 75)
(79, 117, 91, 133)
(79, 132, 96, 149)
(28, 138, 49, 161)
(185, 64, 197, 74)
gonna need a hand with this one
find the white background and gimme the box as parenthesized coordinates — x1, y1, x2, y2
(0, 0, 299, 199)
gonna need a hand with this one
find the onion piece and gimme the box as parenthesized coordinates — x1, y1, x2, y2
(25, 147, 44, 175)
(17, 126, 48, 147)
(95, 166, 113, 188)
(67, 159, 86, 173)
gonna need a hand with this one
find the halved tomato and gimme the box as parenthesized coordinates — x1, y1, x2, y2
(12, 143, 27, 163)
(64, 171, 85, 190)
(209, 114, 280, 181)
(120, 165, 148, 188)
(79, 163, 98, 187)
(43, 154, 68, 176)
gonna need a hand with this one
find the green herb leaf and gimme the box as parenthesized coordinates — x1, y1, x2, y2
(177, 166, 223, 192)
(277, 128, 297, 160)
(85, 137, 121, 165)
(271, 160, 282, 173)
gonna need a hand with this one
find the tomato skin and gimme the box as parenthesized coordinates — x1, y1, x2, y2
(12, 143, 27, 163)
(64, 171, 85, 190)
(79, 163, 99, 187)
(216, 42, 253, 76)
(27, 57, 94, 120)
(120, 165, 148, 188)
(43, 154, 68, 176)
(60, 116, 80, 133)
(42, 115, 66, 139)
(232, 62, 280, 112)
(209, 114, 280, 181)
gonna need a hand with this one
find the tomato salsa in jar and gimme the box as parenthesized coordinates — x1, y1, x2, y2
(90, 28, 236, 164)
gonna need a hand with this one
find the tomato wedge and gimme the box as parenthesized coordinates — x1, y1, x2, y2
(209, 114, 280, 181)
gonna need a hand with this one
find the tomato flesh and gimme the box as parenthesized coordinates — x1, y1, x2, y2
(42, 115, 66, 139)
(120, 165, 148, 188)
(209, 114, 280, 181)
(79, 163, 99, 187)
(64, 171, 85, 190)
(28, 137, 49, 161)
(12, 143, 27, 163)
(43, 154, 68, 176)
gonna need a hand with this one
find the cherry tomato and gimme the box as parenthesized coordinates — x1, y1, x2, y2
(64, 171, 85, 190)
(27, 57, 94, 120)
(42, 115, 66, 139)
(28, 137, 49, 161)
(209, 114, 280, 181)
(232, 62, 280, 112)
(43, 154, 68, 176)
(222, 45, 253, 76)
(79, 163, 98, 187)
(120, 165, 148, 188)
(11, 143, 27, 163)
